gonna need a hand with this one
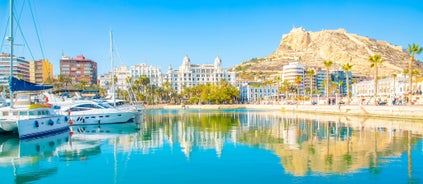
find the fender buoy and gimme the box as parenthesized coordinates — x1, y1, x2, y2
(48, 119, 54, 126)
(34, 120, 39, 128)
(69, 119, 73, 125)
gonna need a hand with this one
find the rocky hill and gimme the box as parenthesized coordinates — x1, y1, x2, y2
(232, 27, 422, 80)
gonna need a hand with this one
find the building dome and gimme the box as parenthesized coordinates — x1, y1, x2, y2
(182, 55, 191, 66)
(214, 56, 222, 69)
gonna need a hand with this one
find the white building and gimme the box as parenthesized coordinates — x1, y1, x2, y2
(130, 64, 163, 86)
(97, 66, 131, 95)
(239, 82, 279, 103)
(282, 62, 305, 95)
(164, 56, 236, 93)
(0, 53, 30, 86)
(352, 74, 408, 97)
(115, 66, 131, 90)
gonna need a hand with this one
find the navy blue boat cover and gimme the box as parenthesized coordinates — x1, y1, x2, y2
(9, 76, 53, 91)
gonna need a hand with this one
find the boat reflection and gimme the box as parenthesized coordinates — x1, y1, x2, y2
(0, 131, 70, 183)
(57, 122, 139, 161)
(139, 110, 422, 177)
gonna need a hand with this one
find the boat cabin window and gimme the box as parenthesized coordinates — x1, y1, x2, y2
(19, 111, 27, 116)
(2, 111, 8, 116)
(13, 111, 18, 116)
(97, 103, 110, 109)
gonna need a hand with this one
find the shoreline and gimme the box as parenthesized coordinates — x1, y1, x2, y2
(143, 104, 423, 120)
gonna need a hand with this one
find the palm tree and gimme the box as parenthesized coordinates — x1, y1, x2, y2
(273, 76, 282, 101)
(279, 80, 289, 100)
(324, 60, 334, 102)
(294, 76, 303, 101)
(412, 70, 420, 95)
(392, 73, 397, 96)
(306, 69, 315, 100)
(407, 43, 423, 103)
(369, 54, 384, 105)
(342, 62, 353, 104)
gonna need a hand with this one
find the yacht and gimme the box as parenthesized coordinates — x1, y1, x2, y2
(0, 78, 70, 139)
(56, 100, 137, 125)
(0, 0, 69, 139)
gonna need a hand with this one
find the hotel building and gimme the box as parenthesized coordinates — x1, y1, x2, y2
(164, 56, 236, 93)
(60, 55, 97, 85)
(0, 53, 30, 86)
(282, 62, 305, 95)
(130, 64, 163, 87)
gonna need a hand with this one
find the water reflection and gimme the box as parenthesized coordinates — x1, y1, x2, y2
(57, 123, 139, 161)
(0, 110, 421, 183)
(0, 131, 70, 183)
(139, 110, 421, 177)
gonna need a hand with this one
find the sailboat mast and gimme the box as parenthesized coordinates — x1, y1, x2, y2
(110, 30, 116, 107)
(9, 0, 14, 107)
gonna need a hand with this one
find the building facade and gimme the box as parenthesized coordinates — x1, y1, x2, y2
(29, 59, 53, 84)
(282, 62, 305, 95)
(60, 55, 97, 85)
(352, 74, 408, 98)
(331, 70, 352, 96)
(0, 53, 30, 86)
(131, 64, 163, 87)
(164, 56, 236, 93)
(239, 82, 279, 103)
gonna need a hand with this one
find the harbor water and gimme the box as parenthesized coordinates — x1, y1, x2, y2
(0, 109, 422, 183)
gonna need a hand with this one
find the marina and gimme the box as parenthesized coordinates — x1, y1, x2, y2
(1, 109, 423, 183)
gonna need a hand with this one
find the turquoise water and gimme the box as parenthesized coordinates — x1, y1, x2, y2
(1, 109, 423, 183)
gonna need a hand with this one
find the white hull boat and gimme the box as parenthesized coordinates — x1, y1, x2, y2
(58, 100, 137, 125)
(0, 103, 70, 139)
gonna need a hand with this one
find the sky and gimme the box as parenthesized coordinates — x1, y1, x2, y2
(0, 0, 422, 75)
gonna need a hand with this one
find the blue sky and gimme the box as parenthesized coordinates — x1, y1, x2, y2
(0, 0, 422, 75)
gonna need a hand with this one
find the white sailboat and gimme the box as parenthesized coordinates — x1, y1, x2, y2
(107, 31, 143, 113)
(0, 0, 69, 139)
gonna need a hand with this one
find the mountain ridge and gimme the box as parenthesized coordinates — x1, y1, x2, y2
(232, 27, 422, 80)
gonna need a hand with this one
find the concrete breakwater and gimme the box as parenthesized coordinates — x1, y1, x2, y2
(144, 104, 423, 120)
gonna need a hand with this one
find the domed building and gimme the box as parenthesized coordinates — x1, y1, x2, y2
(164, 55, 236, 93)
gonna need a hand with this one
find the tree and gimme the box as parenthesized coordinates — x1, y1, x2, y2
(407, 43, 423, 103)
(306, 69, 315, 100)
(342, 62, 353, 104)
(57, 74, 72, 89)
(294, 76, 303, 100)
(77, 79, 89, 90)
(412, 70, 420, 95)
(279, 80, 290, 100)
(323, 60, 334, 101)
(369, 54, 384, 104)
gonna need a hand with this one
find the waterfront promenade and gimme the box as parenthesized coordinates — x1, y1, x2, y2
(144, 104, 423, 120)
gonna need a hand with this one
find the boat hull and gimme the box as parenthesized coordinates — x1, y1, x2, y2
(69, 111, 137, 125)
(0, 119, 18, 132)
(17, 115, 70, 140)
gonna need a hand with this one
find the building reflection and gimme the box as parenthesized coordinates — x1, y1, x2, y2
(136, 110, 422, 177)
